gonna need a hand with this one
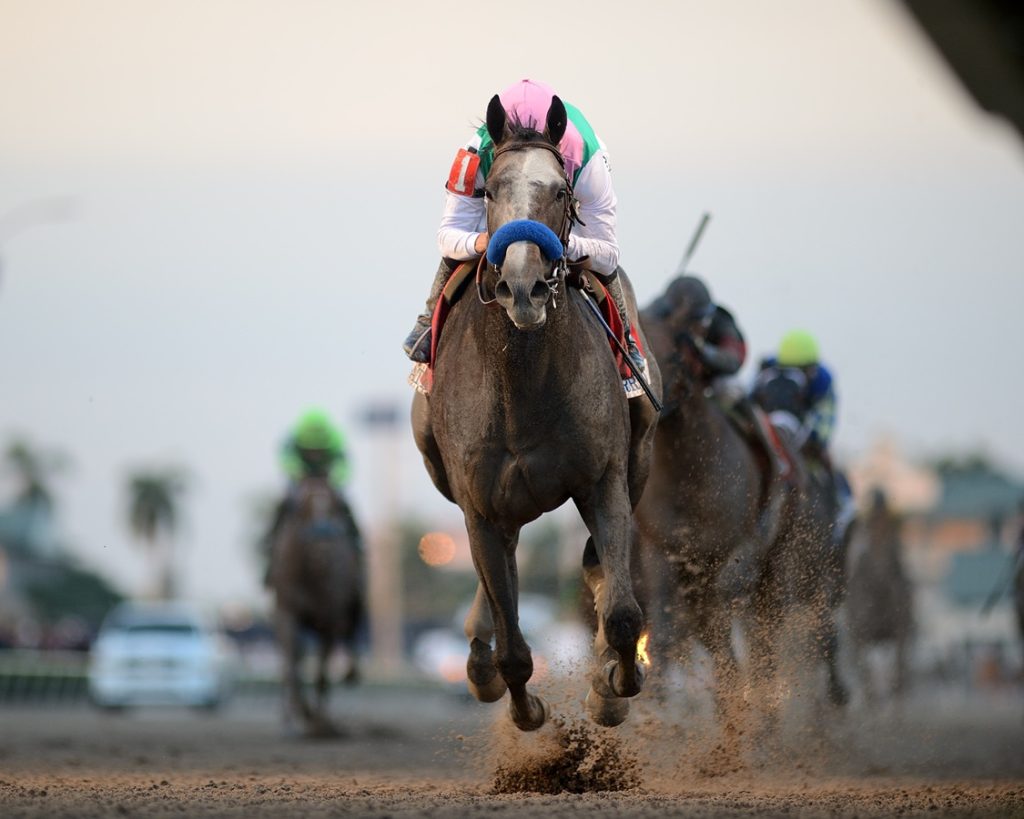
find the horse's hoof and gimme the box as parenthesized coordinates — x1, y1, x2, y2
(585, 688, 629, 728)
(596, 659, 646, 699)
(467, 673, 508, 703)
(508, 693, 548, 732)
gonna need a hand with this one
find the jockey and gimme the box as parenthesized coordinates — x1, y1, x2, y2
(755, 329, 836, 457)
(402, 78, 644, 374)
(655, 275, 790, 598)
(754, 330, 855, 538)
(264, 409, 361, 585)
(654, 275, 782, 466)
(652, 275, 748, 377)
(280, 407, 351, 488)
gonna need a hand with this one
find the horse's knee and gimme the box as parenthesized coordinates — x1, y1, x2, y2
(467, 638, 497, 683)
(494, 639, 534, 688)
(603, 600, 643, 656)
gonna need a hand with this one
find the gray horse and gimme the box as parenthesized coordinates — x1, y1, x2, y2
(268, 476, 363, 736)
(750, 372, 850, 710)
(846, 489, 914, 700)
(635, 285, 783, 734)
(412, 94, 661, 731)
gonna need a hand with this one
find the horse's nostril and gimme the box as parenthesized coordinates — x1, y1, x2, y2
(530, 281, 551, 303)
(495, 280, 513, 302)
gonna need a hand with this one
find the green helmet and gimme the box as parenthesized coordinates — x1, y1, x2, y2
(293, 408, 343, 452)
(777, 329, 819, 368)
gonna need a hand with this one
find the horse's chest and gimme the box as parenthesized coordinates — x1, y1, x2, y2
(463, 441, 597, 520)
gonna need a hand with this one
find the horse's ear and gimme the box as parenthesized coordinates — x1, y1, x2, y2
(486, 94, 507, 145)
(545, 95, 567, 145)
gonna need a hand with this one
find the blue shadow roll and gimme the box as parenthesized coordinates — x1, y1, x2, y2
(486, 220, 564, 266)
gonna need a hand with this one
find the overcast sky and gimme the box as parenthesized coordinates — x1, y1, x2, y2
(1, 0, 1021, 606)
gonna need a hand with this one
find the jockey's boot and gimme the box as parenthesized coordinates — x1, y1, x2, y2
(402, 258, 454, 363)
(605, 271, 646, 376)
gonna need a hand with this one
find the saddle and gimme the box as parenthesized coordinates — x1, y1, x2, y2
(409, 260, 645, 396)
(718, 396, 798, 487)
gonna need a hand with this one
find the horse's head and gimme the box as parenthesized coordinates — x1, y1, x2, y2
(482, 94, 572, 331)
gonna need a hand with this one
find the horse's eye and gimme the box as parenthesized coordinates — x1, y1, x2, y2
(484, 188, 495, 201)
(556, 188, 567, 201)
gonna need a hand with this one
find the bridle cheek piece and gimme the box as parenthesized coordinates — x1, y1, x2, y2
(486, 140, 582, 310)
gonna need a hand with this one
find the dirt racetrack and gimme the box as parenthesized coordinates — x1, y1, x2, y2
(1, 682, 1022, 818)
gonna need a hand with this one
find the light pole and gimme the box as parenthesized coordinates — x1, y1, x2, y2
(358, 401, 405, 678)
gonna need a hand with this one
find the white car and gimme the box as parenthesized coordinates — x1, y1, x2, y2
(88, 601, 236, 710)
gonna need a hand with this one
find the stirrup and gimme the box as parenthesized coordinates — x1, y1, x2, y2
(402, 318, 432, 363)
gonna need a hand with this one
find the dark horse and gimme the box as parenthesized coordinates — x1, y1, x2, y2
(751, 370, 849, 710)
(267, 476, 363, 736)
(635, 283, 784, 735)
(412, 94, 661, 730)
(846, 489, 914, 700)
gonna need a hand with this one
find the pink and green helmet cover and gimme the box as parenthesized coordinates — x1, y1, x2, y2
(476, 79, 600, 185)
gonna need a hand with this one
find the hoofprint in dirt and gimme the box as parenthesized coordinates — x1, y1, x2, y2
(2, 680, 1023, 817)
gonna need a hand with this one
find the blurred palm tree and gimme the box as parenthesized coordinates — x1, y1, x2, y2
(2, 438, 70, 556)
(5, 438, 69, 510)
(126, 468, 187, 600)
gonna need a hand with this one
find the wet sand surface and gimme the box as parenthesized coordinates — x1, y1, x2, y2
(1, 684, 1022, 817)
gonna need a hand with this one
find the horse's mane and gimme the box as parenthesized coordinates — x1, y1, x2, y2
(476, 117, 554, 146)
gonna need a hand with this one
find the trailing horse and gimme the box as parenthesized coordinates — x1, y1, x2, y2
(411, 94, 661, 730)
(751, 371, 850, 710)
(635, 283, 785, 744)
(267, 475, 363, 736)
(846, 491, 914, 700)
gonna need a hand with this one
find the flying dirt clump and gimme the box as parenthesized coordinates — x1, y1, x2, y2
(492, 716, 642, 794)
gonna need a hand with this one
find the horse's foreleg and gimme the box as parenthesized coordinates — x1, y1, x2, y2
(581, 536, 631, 726)
(893, 632, 909, 697)
(852, 637, 874, 705)
(747, 579, 784, 739)
(465, 514, 546, 731)
(818, 607, 849, 708)
(636, 529, 677, 697)
(577, 486, 645, 725)
(463, 582, 508, 702)
(312, 635, 338, 735)
(695, 591, 745, 764)
(274, 609, 308, 732)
